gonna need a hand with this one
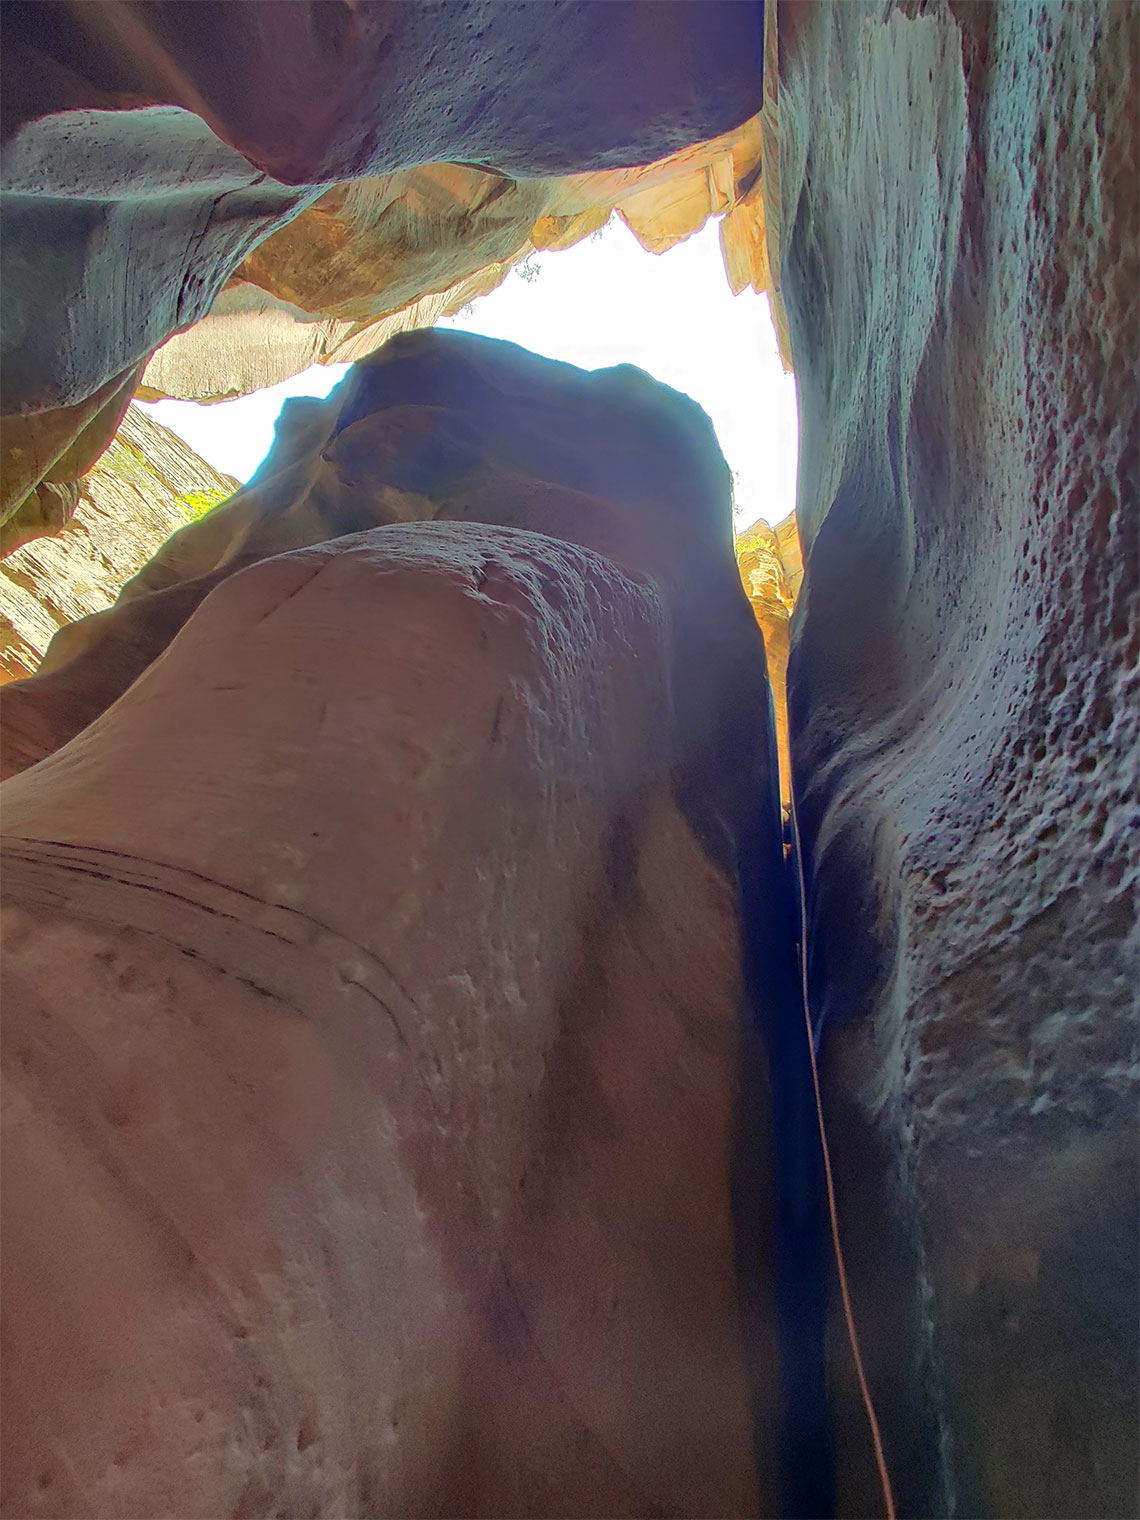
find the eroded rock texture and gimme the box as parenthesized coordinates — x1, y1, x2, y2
(0, 338, 787, 1518)
(1, 0, 780, 540)
(0, 104, 310, 534)
(0, 405, 238, 681)
(778, 3, 1139, 1515)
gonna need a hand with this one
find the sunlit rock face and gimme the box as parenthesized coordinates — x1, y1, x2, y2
(0, 336, 787, 1518)
(0, 406, 238, 681)
(735, 514, 799, 806)
(0, 0, 770, 542)
(779, 3, 1138, 1514)
(136, 121, 772, 406)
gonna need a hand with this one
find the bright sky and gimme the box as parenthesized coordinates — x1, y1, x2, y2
(139, 216, 797, 527)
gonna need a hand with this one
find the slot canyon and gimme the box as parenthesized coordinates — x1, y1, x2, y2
(0, 3, 1136, 1518)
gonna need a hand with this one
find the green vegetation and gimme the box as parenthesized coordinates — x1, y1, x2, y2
(110, 438, 161, 488)
(103, 438, 231, 521)
(177, 488, 230, 521)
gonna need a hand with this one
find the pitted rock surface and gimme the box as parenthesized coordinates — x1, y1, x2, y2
(778, 4, 1138, 1514)
(0, 405, 238, 681)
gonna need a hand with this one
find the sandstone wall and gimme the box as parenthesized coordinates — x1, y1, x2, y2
(0, 335, 790, 1517)
(0, 406, 238, 682)
(3, 2, 1136, 1513)
(1, 526, 769, 1519)
(778, 3, 1138, 1514)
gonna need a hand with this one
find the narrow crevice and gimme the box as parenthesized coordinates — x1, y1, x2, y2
(734, 715, 836, 1520)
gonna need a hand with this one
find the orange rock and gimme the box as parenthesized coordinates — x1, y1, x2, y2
(735, 514, 797, 806)
(0, 334, 786, 1516)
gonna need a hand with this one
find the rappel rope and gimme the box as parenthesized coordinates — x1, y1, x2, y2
(789, 789, 897, 1520)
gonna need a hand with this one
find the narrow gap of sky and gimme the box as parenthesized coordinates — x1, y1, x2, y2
(139, 216, 797, 528)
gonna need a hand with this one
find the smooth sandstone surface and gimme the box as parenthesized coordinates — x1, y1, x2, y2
(0, 330, 767, 821)
(0, 105, 315, 418)
(0, 101, 314, 547)
(1, 524, 766, 1519)
(0, 337, 787, 1518)
(778, 3, 1138, 1515)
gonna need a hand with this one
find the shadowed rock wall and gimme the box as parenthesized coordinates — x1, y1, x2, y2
(1, 1, 765, 185)
(778, 3, 1138, 1514)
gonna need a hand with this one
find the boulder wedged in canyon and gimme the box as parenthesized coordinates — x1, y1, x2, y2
(777, 3, 1139, 1515)
(1, 0, 776, 537)
(0, 344, 789, 1517)
(1, 330, 769, 847)
(0, 404, 238, 683)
